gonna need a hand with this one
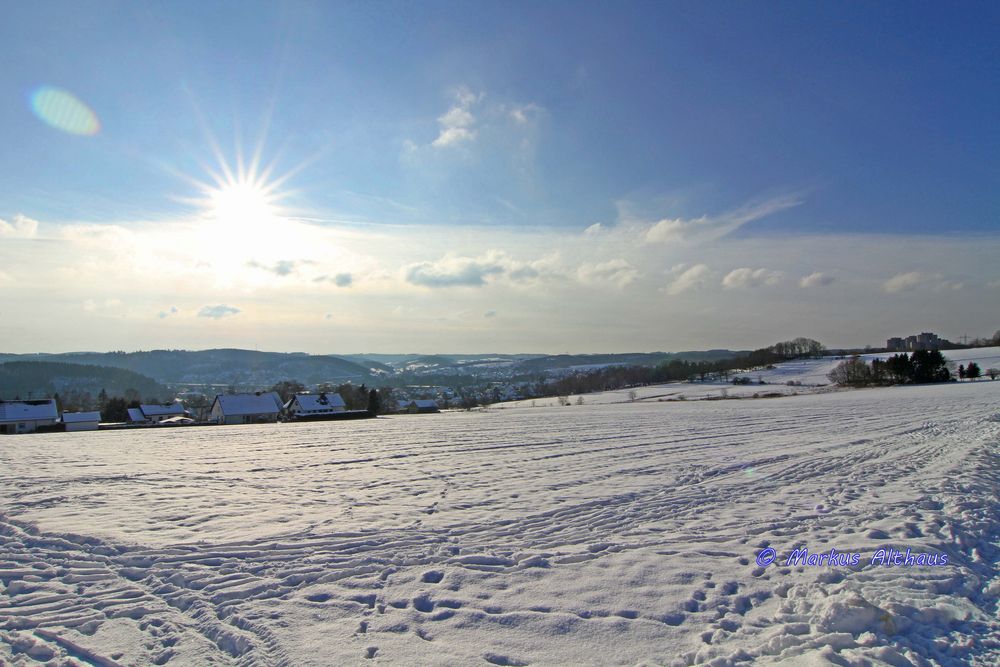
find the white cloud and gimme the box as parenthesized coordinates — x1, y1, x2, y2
(576, 259, 639, 288)
(883, 271, 965, 294)
(3, 205, 998, 354)
(883, 271, 925, 293)
(800, 272, 835, 288)
(644, 195, 801, 245)
(403, 251, 555, 288)
(663, 264, 710, 295)
(509, 103, 541, 124)
(404, 255, 505, 287)
(198, 304, 240, 319)
(987, 279, 1000, 289)
(0, 214, 39, 238)
(722, 267, 784, 289)
(431, 88, 481, 149)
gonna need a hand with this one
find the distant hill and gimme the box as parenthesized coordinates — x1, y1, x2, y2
(513, 350, 745, 373)
(0, 348, 749, 390)
(0, 361, 167, 400)
(0, 349, 380, 388)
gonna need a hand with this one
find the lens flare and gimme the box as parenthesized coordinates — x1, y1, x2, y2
(30, 86, 100, 136)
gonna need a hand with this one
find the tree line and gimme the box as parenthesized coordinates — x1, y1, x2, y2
(827, 350, 953, 387)
(529, 338, 826, 401)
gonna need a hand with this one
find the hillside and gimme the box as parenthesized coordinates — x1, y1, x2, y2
(0, 361, 167, 401)
(0, 349, 381, 387)
(0, 349, 749, 388)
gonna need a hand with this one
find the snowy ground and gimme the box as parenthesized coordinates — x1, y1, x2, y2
(495, 347, 1000, 407)
(1, 380, 999, 665)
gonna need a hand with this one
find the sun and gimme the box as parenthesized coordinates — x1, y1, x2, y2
(170, 132, 318, 282)
(208, 180, 277, 224)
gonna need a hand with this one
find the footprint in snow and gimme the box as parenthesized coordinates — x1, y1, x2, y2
(422, 570, 444, 584)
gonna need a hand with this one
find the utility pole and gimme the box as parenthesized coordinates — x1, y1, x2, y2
(960, 334, 969, 345)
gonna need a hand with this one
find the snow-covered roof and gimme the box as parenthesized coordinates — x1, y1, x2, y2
(286, 393, 346, 412)
(141, 403, 185, 417)
(409, 399, 439, 409)
(159, 416, 194, 424)
(127, 408, 146, 422)
(213, 392, 283, 416)
(62, 411, 101, 423)
(0, 399, 58, 422)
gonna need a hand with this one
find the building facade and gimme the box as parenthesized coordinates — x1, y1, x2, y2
(0, 399, 59, 434)
(62, 411, 101, 432)
(209, 392, 283, 425)
(284, 393, 346, 418)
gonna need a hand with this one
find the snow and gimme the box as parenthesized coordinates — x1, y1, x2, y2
(0, 399, 58, 422)
(1, 381, 999, 665)
(494, 347, 1000, 407)
(286, 393, 347, 414)
(211, 391, 283, 416)
(139, 404, 186, 418)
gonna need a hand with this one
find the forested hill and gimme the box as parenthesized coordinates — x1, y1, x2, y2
(513, 350, 747, 373)
(0, 361, 167, 401)
(0, 349, 382, 387)
(0, 349, 754, 388)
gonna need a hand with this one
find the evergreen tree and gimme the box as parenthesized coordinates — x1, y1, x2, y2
(966, 362, 981, 380)
(910, 350, 950, 383)
(367, 388, 381, 416)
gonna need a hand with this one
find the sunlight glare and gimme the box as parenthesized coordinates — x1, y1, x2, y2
(209, 181, 276, 224)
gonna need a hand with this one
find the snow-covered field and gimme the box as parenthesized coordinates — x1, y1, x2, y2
(2, 380, 1000, 665)
(496, 347, 1000, 407)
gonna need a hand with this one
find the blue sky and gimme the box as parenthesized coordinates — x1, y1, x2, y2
(0, 2, 997, 353)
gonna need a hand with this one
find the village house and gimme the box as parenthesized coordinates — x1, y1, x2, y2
(0, 399, 59, 434)
(284, 392, 346, 419)
(403, 399, 440, 414)
(209, 392, 283, 425)
(138, 403, 187, 423)
(62, 411, 101, 432)
(125, 403, 189, 424)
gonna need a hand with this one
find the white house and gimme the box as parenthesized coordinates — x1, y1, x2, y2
(404, 399, 440, 414)
(0, 399, 59, 434)
(209, 392, 283, 425)
(284, 392, 346, 418)
(138, 403, 187, 423)
(62, 411, 101, 432)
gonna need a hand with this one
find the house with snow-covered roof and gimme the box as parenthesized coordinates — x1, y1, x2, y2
(62, 411, 101, 432)
(284, 392, 346, 419)
(139, 403, 187, 423)
(0, 399, 59, 434)
(209, 392, 283, 425)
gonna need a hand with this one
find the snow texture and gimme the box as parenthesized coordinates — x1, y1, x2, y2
(1, 377, 999, 665)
